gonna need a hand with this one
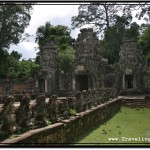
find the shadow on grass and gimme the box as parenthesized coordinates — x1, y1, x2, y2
(72, 109, 121, 144)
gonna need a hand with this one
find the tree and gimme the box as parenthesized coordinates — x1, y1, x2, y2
(10, 50, 22, 60)
(71, 3, 123, 33)
(123, 3, 150, 22)
(72, 3, 150, 35)
(0, 49, 9, 78)
(35, 22, 73, 50)
(58, 46, 75, 74)
(35, 22, 75, 74)
(138, 26, 150, 63)
(0, 49, 38, 79)
(7, 58, 39, 79)
(0, 4, 33, 50)
(124, 22, 140, 38)
(100, 15, 133, 64)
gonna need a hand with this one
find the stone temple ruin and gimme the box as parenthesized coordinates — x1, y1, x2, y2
(73, 28, 103, 91)
(0, 28, 150, 143)
(117, 37, 150, 94)
(37, 28, 150, 95)
(37, 41, 59, 93)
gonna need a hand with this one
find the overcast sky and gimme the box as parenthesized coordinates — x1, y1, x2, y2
(10, 4, 80, 60)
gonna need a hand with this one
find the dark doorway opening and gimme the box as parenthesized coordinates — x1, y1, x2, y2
(125, 75, 133, 89)
(76, 75, 88, 91)
(38, 79, 45, 93)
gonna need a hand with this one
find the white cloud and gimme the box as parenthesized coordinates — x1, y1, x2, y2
(10, 4, 80, 59)
(25, 4, 79, 36)
(10, 42, 38, 60)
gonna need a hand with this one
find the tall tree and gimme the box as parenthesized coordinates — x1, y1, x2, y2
(35, 22, 73, 50)
(100, 15, 132, 64)
(138, 26, 150, 63)
(0, 4, 33, 50)
(72, 3, 150, 35)
(10, 50, 22, 60)
(123, 3, 150, 22)
(71, 3, 123, 33)
(124, 22, 140, 38)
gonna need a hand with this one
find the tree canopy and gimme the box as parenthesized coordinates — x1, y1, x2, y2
(72, 3, 150, 64)
(0, 50, 39, 79)
(0, 4, 33, 50)
(72, 2, 150, 34)
(138, 26, 150, 63)
(35, 22, 73, 50)
(71, 3, 123, 33)
(0, 3, 35, 79)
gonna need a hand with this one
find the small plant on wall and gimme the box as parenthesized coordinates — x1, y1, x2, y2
(68, 108, 77, 116)
(46, 120, 52, 126)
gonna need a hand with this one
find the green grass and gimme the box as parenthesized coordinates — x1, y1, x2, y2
(74, 107, 150, 146)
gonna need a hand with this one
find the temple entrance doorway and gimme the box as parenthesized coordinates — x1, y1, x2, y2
(76, 75, 88, 91)
(38, 79, 45, 92)
(125, 74, 133, 89)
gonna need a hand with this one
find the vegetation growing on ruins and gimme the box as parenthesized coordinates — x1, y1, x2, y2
(72, 3, 150, 64)
(138, 26, 150, 63)
(35, 22, 75, 74)
(0, 3, 150, 79)
(75, 107, 150, 144)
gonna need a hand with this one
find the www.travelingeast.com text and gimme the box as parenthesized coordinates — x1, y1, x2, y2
(108, 137, 150, 142)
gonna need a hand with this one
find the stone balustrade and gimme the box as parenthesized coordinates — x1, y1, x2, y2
(0, 88, 117, 141)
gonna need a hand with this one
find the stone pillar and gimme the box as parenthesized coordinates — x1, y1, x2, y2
(123, 75, 125, 90)
(133, 75, 136, 89)
(36, 80, 38, 88)
(45, 79, 48, 93)
(102, 74, 105, 88)
(72, 77, 76, 91)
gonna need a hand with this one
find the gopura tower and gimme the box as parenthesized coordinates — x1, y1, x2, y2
(117, 37, 144, 92)
(72, 28, 102, 91)
(37, 41, 59, 93)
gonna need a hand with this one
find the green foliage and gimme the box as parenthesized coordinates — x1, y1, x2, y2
(0, 4, 33, 49)
(0, 50, 39, 79)
(58, 46, 75, 74)
(72, 3, 150, 65)
(35, 22, 73, 49)
(0, 49, 9, 78)
(100, 15, 132, 64)
(72, 3, 150, 33)
(0, 4, 33, 79)
(17, 60, 39, 79)
(138, 26, 150, 63)
(46, 120, 52, 126)
(9, 134, 19, 139)
(10, 50, 22, 60)
(35, 22, 75, 73)
(124, 22, 140, 38)
(68, 108, 77, 116)
(71, 3, 124, 32)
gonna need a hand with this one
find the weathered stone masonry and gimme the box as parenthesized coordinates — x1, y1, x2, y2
(1, 98, 120, 145)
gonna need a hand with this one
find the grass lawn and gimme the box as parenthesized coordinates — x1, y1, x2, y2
(74, 106, 150, 146)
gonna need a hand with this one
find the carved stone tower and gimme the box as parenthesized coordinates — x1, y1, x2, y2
(37, 41, 58, 93)
(118, 37, 144, 92)
(72, 28, 102, 91)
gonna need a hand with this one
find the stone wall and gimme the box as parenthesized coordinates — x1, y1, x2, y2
(121, 97, 150, 108)
(1, 98, 121, 145)
(0, 79, 36, 94)
(117, 37, 150, 93)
